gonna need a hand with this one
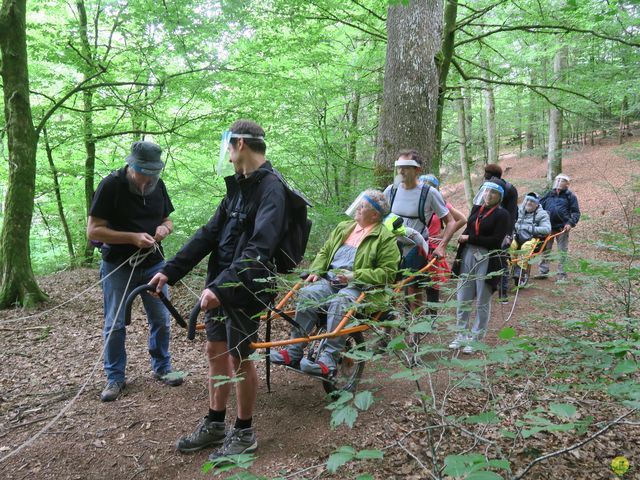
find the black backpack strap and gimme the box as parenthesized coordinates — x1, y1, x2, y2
(389, 186, 397, 211)
(417, 184, 431, 227)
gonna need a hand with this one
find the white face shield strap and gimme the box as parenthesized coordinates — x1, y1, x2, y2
(217, 130, 266, 175)
(394, 158, 421, 168)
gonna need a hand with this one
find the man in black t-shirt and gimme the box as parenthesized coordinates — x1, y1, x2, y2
(88, 141, 181, 402)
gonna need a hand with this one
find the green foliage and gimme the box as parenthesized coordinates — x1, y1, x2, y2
(443, 454, 509, 479)
(326, 445, 383, 474)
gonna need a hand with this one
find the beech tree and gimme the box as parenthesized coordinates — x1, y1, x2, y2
(374, 0, 443, 179)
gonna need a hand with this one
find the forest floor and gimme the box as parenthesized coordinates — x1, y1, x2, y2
(1, 136, 639, 480)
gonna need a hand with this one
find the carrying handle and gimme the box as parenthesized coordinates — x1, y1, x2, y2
(124, 284, 187, 328)
(187, 300, 202, 340)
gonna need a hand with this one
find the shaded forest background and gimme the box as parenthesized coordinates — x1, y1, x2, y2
(0, 0, 638, 306)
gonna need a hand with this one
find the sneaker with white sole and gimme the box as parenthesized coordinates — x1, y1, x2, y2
(462, 344, 475, 354)
(300, 351, 337, 377)
(448, 334, 467, 350)
(208, 427, 257, 462)
(269, 346, 303, 367)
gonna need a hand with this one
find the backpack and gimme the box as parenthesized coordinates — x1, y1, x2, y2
(269, 169, 313, 273)
(389, 184, 431, 233)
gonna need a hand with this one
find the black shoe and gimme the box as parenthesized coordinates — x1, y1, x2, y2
(534, 273, 549, 280)
(153, 370, 185, 387)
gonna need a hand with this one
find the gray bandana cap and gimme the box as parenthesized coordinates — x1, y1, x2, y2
(126, 141, 164, 175)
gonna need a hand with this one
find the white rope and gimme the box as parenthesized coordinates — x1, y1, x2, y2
(0, 255, 138, 464)
(0, 250, 145, 326)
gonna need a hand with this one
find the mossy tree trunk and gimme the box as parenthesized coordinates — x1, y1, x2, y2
(0, 0, 47, 308)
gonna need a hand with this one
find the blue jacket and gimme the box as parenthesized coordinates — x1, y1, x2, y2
(540, 189, 580, 232)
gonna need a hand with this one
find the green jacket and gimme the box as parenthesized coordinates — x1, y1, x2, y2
(309, 220, 401, 308)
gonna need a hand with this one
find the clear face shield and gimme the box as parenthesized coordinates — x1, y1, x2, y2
(521, 193, 540, 213)
(127, 166, 161, 196)
(344, 192, 385, 218)
(473, 181, 504, 207)
(217, 130, 266, 176)
(553, 174, 570, 191)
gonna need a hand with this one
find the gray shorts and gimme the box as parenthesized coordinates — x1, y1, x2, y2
(204, 307, 261, 359)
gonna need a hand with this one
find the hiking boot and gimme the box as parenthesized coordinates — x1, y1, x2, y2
(269, 345, 303, 367)
(498, 294, 509, 304)
(208, 427, 257, 462)
(176, 417, 226, 453)
(534, 272, 549, 280)
(448, 334, 467, 350)
(100, 381, 126, 402)
(300, 351, 337, 377)
(153, 370, 185, 387)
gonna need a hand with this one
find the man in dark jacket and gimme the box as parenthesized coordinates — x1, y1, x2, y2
(537, 173, 580, 281)
(484, 164, 518, 301)
(150, 120, 287, 461)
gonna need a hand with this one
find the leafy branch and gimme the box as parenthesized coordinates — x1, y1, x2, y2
(456, 23, 640, 48)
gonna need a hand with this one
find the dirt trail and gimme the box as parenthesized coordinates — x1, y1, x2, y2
(1, 138, 638, 479)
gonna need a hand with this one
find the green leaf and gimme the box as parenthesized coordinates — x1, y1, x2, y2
(326, 446, 356, 473)
(356, 475, 374, 480)
(354, 391, 374, 411)
(498, 327, 517, 340)
(355, 449, 384, 460)
(500, 429, 516, 439)
(408, 321, 433, 333)
(466, 472, 504, 480)
(465, 411, 501, 424)
(549, 403, 577, 418)
(613, 359, 638, 376)
(330, 405, 358, 428)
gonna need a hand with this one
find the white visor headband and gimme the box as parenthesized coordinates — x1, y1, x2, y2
(395, 158, 421, 168)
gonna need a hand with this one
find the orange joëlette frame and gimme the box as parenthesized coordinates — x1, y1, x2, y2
(249, 257, 438, 350)
(514, 230, 565, 265)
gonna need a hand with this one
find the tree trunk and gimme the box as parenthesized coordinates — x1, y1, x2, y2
(43, 127, 76, 262)
(374, 0, 443, 185)
(482, 61, 497, 165)
(433, 0, 457, 175)
(455, 91, 474, 209)
(618, 95, 627, 145)
(547, 46, 567, 183)
(0, 0, 48, 307)
(345, 90, 360, 196)
(76, 0, 98, 265)
(463, 87, 472, 160)
(526, 70, 535, 150)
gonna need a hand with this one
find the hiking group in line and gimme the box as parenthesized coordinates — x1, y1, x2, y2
(87, 119, 580, 461)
